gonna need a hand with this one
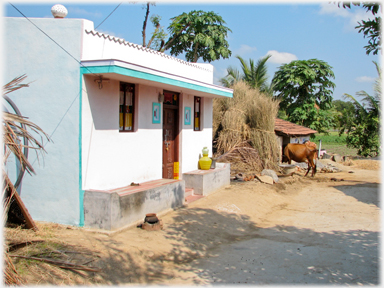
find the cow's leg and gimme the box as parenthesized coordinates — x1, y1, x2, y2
(307, 155, 317, 177)
(304, 162, 311, 177)
(312, 157, 317, 177)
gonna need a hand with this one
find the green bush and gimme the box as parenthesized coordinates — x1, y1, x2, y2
(311, 132, 347, 144)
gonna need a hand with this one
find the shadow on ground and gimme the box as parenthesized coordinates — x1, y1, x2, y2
(131, 206, 378, 285)
(334, 183, 380, 207)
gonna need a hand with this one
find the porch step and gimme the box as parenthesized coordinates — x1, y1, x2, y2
(185, 188, 194, 198)
(185, 194, 204, 205)
(184, 187, 204, 204)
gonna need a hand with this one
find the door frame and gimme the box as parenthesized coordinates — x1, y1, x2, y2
(162, 104, 180, 179)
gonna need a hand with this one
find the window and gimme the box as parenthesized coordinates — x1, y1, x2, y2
(119, 82, 135, 132)
(163, 91, 179, 106)
(194, 96, 201, 131)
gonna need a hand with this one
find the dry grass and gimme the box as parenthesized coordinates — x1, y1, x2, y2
(213, 81, 280, 173)
(353, 160, 380, 170)
(4, 223, 102, 285)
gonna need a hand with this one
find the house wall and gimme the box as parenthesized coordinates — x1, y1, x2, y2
(82, 76, 163, 190)
(4, 18, 85, 225)
(290, 136, 310, 144)
(180, 95, 213, 173)
(82, 74, 214, 189)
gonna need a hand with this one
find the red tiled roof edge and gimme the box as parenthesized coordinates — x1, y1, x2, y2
(274, 118, 317, 136)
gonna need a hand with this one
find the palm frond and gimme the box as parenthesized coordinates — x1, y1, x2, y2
(254, 54, 271, 90)
(3, 74, 30, 96)
(3, 75, 51, 177)
(236, 55, 251, 82)
(372, 60, 381, 100)
(343, 93, 366, 111)
(356, 90, 380, 113)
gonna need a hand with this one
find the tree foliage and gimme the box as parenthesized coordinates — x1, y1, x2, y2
(141, 2, 167, 50)
(271, 59, 336, 133)
(332, 99, 355, 130)
(338, 2, 381, 55)
(220, 55, 272, 94)
(160, 10, 232, 63)
(341, 61, 381, 157)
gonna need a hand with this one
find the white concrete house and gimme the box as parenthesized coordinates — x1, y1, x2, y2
(4, 14, 232, 230)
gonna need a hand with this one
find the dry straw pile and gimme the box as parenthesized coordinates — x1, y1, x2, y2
(213, 81, 280, 174)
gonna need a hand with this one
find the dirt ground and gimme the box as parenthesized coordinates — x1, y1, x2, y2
(4, 159, 381, 285)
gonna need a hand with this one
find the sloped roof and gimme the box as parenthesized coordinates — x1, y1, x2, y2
(274, 118, 317, 136)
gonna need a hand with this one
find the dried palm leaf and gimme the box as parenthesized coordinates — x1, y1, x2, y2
(3, 74, 30, 96)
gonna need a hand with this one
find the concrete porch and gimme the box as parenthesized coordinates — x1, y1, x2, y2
(83, 179, 185, 231)
(183, 163, 230, 197)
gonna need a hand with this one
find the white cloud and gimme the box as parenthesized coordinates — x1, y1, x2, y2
(265, 50, 297, 64)
(235, 44, 257, 56)
(319, 2, 350, 18)
(355, 76, 375, 83)
(318, 2, 373, 31)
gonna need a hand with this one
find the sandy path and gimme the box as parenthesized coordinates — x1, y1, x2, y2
(178, 168, 380, 285)
(9, 160, 380, 285)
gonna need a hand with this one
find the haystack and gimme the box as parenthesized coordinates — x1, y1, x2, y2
(213, 81, 280, 175)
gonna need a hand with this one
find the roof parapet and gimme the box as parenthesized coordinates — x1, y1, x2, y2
(84, 30, 213, 73)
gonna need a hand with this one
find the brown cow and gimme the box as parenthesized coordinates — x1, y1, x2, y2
(283, 143, 318, 177)
(304, 140, 317, 149)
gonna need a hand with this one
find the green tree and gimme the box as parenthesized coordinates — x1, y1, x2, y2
(220, 55, 273, 94)
(141, 2, 167, 50)
(271, 59, 336, 133)
(341, 61, 381, 157)
(332, 99, 355, 130)
(338, 2, 381, 55)
(159, 10, 232, 63)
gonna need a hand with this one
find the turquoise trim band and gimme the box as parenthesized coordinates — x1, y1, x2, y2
(80, 65, 233, 98)
(79, 71, 84, 227)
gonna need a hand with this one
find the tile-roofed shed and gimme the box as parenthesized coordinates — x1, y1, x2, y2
(275, 118, 317, 137)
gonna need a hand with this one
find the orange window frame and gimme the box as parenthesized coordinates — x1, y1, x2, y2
(194, 96, 201, 131)
(119, 82, 135, 132)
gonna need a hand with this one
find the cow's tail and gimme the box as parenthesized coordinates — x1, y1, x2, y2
(313, 150, 318, 176)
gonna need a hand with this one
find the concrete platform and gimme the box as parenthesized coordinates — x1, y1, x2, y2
(83, 179, 185, 231)
(182, 163, 230, 196)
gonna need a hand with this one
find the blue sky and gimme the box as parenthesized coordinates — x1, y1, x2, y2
(4, 0, 381, 101)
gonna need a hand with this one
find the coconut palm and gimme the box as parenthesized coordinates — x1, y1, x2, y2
(219, 66, 241, 88)
(342, 61, 381, 157)
(220, 54, 272, 94)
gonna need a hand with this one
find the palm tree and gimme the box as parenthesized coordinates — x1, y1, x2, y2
(343, 61, 381, 118)
(219, 65, 241, 88)
(342, 61, 381, 156)
(220, 54, 272, 94)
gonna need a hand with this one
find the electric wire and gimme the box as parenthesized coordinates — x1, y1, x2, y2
(29, 91, 81, 167)
(95, 2, 122, 30)
(8, 2, 99, 77)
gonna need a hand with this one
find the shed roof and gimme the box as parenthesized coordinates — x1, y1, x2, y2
(274, 118, 317, 136)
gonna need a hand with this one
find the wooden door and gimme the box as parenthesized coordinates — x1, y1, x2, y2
(163, 108, 178, 179)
